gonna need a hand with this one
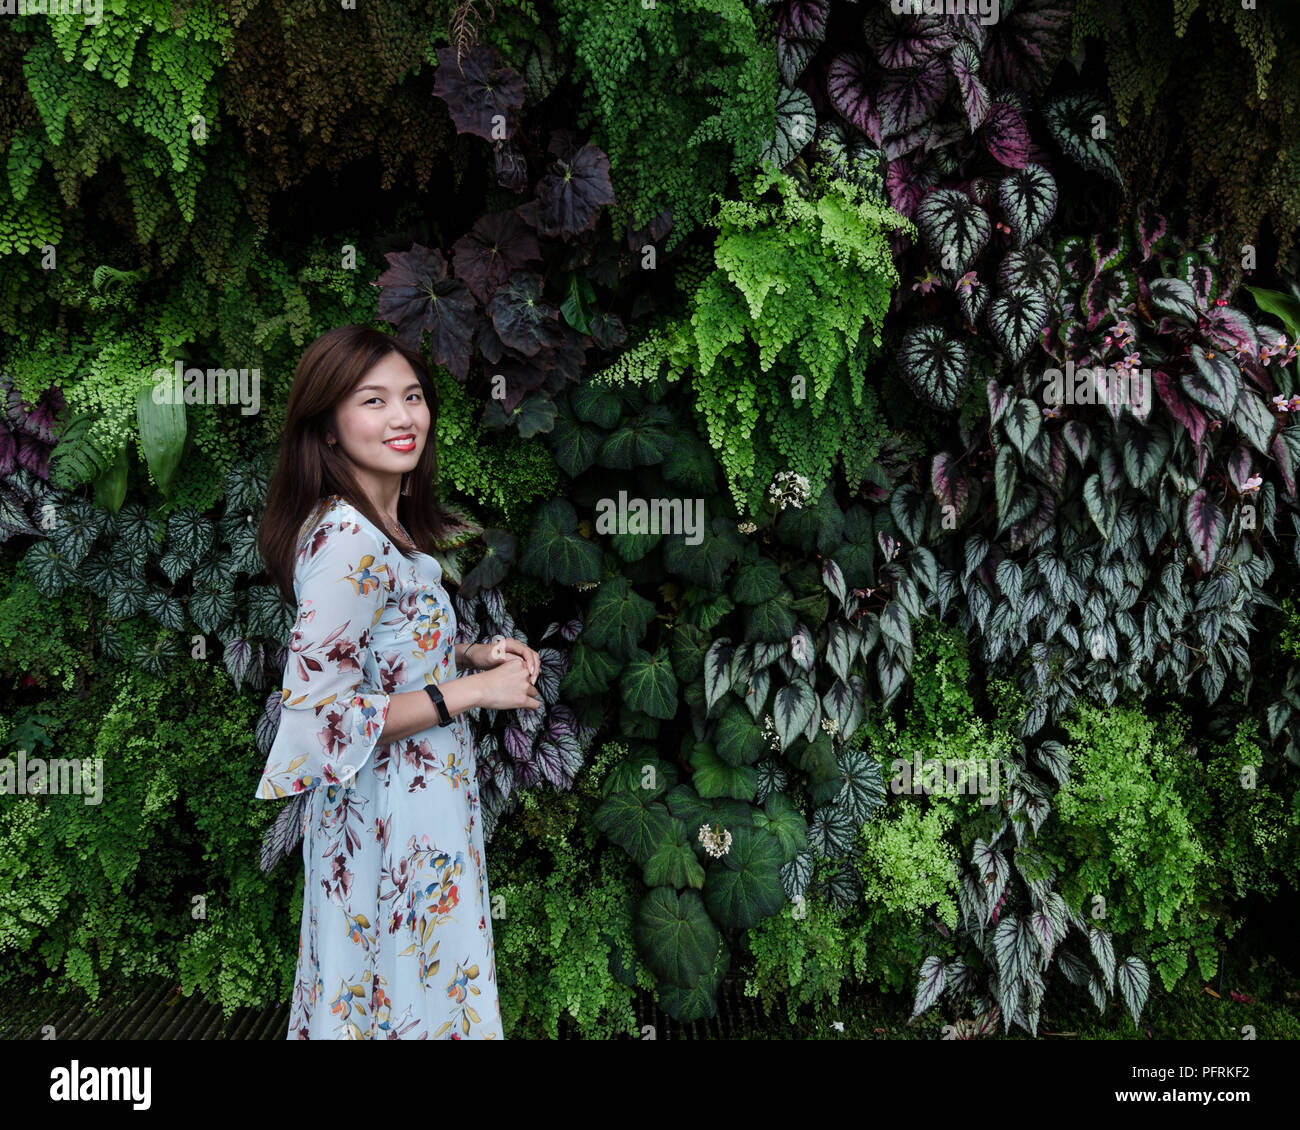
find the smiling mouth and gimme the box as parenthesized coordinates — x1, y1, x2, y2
(385, 435, 416, 451)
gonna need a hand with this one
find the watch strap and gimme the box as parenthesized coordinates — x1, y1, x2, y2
(423, 682, 453, 726)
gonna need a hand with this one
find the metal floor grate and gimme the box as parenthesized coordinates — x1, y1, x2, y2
(0, 972, 778, 1040)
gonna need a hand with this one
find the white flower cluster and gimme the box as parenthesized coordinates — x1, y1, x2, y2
(767, 470, 811, 510)
(575, 580, 598, 591)
(698, 822, 733, 858)
(736, 520, 758, 534)
(821, 716, 839, 736)
(762, 713, 781, 751)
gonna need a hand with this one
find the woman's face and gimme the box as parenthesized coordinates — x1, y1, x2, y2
(328, 352, 430, 501)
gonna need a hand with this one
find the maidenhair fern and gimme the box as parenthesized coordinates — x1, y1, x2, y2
(553, 0, 777, 250)
(593, 165, 912, 516)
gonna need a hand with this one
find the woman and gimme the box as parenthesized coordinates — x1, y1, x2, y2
(256, 323, 540, 1039)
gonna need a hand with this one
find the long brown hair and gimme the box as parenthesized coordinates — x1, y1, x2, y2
(258, 324, 463, 605)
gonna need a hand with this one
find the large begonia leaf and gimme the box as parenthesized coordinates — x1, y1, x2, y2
(916, 188, 990, 273)
(594, 790, 674, 867)
(981, 0, 1073, 94)
(520, 498, 603, 586)
(777, 35, 818, 86)
(864, 5, 957, 69)
(450, 209, 542, 305)
(828, 52, 880, 139)
(886, 156, 935, 218)
(1043, 92, 1123, 186)
(485, 271, 565, 358)
(535, 144, 617, 239)
(982, 100, 1031, 168)
(1002, 397, 1041, 456)
(584, 574, 657, 658)
(948, 40, 990, 129)
(761, 84, 817, 171)
(433, 44, 526, 142)
(1119, 418, 1170, 489)
(999, 245, 1060, 294)
(1182, 345, 1240, 418)
(1233, 389, 1275, 455)
(1155, 369, 1208, 447)
(989, 289, 1050, 365)
(931, 451, 972, 520)
(635, 886, 722, 988)
(1147, 277, 1200, 326)
(900, 323, 968, 411)
(702, 825, 786, 931)
(1082, 269, 1137, 331)
(375, 244, 477, 380)
(621, 646, 679, 720)
(776, 0, 830, 83)
(877, 55, 950, 137)
(999, 164, 1057, 247)
(1185, 488, 1226, 572)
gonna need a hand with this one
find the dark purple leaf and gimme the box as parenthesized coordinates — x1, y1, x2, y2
(493, 140, 529, 193)
(450, 210, 543, 305)
(864, 5, 956, 69)
(1184, 488, 1226, 573)
(375, 244, 477, 380)
(485, 272, 565, 359)
(828, 52, 880, 139)
(503, 723, 532, 761)
(886, 157, 934, 218)
(1155, 370, 1207, 447)
(779, 0, 830, 41)
(535, 144, 617, 239)
(878, 55, 950, 136)
(432, 44, 526, 142)
(0, 421, 14, 478)
(983, 101, 1030, 168)
(981, 0, 1073, 94)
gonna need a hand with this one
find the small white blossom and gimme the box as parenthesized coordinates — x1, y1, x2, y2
(767, 470, 812, 510)
(698, 822, 733, 858)
(762, 713, 782, 751)
(737, 520, 758, 534)
(821, 716, 839, 736)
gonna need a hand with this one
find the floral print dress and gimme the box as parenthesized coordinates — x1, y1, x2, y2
(255, 495, 502, 1040)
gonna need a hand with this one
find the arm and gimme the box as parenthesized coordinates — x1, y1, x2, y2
(377, 674, 485, 744)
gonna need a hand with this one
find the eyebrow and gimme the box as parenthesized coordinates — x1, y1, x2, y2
(355, 383, 423, 394)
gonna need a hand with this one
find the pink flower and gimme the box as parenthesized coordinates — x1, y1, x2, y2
(1273, 395, 1288, 411)
(955, 270, 978, 295)
(913, 266, 938, 295)
(1043, 405, 1062, 419)
(1289, 396, 1300, 412)
(1242, 475, 1263, 493)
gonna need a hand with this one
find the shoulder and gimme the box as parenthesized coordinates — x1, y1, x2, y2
(295, 497, 391, 575)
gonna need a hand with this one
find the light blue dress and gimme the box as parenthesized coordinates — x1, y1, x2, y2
(255, 495, 503, 1039)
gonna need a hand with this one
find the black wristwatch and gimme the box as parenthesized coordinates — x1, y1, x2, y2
(423, 682, 453, 727)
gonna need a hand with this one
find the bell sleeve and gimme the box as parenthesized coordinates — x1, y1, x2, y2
(254, 519, 394, 800)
